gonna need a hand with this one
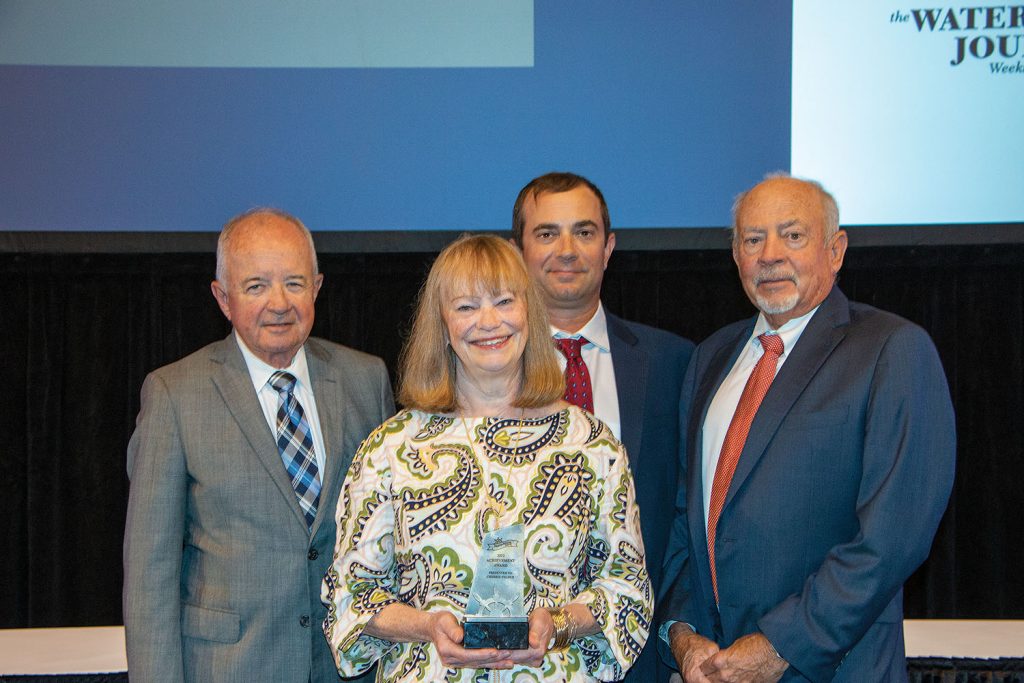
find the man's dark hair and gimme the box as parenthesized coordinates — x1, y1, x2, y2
(511, 172, 611, 246)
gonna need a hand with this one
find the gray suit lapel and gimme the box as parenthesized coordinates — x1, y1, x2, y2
(724, 288, 850, 509)
(306, 339, 346, 537)
(608, 314, 647, 463)
(209, 336, 310, 532)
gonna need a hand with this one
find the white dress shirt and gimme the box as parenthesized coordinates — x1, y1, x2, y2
(700, 305, 820, 529)
(552, 302, 621, 439)
(235, 332, 328, 475)
(659, 306, 822, 647)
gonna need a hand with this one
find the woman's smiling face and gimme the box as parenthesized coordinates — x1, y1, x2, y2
(444, 288, 528, 385)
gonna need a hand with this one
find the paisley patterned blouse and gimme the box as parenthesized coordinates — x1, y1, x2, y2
(323, 406, 652, 682)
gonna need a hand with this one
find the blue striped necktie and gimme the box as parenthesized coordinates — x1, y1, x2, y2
(268, 371, 321, 529)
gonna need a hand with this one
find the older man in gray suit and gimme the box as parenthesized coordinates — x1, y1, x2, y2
(123, 209, 394, 682)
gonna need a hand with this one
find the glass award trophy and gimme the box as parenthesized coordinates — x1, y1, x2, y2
(463, 523, 529, 649)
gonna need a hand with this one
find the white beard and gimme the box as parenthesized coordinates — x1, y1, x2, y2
(752, 267, 800, 316)
(755, 289, 799, 316)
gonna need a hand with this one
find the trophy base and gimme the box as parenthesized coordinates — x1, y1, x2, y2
(463, 616, 530, 649)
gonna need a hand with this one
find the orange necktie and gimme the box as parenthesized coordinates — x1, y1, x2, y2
(707, 333, 784, 602)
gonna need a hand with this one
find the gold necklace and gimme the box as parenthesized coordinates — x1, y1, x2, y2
(460, 409, 527, 528)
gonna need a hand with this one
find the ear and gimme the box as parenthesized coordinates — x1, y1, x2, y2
(211, 280, 232, 321)
(311, 273, 324, 300)
(829, 230, 849, 275)
(602, 231, 616, 269)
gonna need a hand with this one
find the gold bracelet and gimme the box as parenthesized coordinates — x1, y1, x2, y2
(546, 607, 578, 651)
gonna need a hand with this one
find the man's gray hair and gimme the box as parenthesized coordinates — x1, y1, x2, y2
(215, 207, 319, 282)
(730, 171, 840, 243)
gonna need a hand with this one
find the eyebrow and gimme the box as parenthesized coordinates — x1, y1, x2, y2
(531, 219, 599, 231)
(240, 274, 308, 285)
(741, 218, 802, 233)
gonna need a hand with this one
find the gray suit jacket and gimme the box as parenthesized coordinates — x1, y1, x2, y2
(123, 335, 394, 683)
(659, 287, 955, 682)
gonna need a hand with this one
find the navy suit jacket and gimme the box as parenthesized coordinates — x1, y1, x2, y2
(658, 287, 955, 682)
(606, 312, 694, 683)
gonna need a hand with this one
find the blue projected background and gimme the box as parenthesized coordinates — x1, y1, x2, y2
(1, 2, 1020, 232)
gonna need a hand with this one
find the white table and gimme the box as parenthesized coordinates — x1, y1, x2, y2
(904, 619, 1024, 658)
(0, 626, 126, 675)
(2, 621, 1023, 676)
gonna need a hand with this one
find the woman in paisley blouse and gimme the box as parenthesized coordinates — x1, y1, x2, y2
(323, 234, 651, 682)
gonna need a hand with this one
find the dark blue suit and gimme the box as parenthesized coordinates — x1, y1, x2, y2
(658, 287, 955, 682)
(606, 312, 694, 683)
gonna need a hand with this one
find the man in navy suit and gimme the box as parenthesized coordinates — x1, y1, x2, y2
(658, 174, 955, 682)
(513, 172, 694, 683)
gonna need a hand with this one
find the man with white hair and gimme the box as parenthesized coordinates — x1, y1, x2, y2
(123, 208, 393, 682)
(658, 175, 955, 682)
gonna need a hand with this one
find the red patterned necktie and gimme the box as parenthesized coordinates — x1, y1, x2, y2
(554, 336, 594, 413)
(707, 333, 784, 602)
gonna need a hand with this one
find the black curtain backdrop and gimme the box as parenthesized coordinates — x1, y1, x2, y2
(3, 242, 1022, 628)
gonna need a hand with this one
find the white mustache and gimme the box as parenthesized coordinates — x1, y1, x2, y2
(754, 269, 797, 286)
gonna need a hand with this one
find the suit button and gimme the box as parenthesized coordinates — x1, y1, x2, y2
(299, 615, 311, 628)
(308, 548, 319, 561)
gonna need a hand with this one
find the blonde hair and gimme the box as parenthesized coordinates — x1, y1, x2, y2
(398, 234, 563, 413)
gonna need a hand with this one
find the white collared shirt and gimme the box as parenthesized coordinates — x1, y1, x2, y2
(552, 302, 621, 439)
(700, 305, 821, 528)
(235, 332, 328, 474)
